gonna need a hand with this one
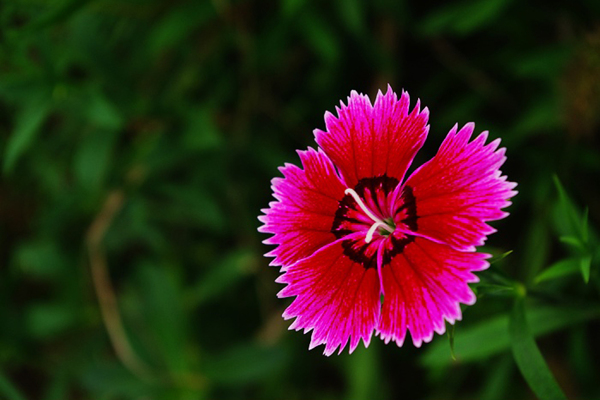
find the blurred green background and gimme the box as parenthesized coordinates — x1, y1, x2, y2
(1, 0, 600, 399)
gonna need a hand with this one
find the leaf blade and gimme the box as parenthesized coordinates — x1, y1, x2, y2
(421, 304, 600, 367)
(0, 373, 27, 400)
(534, 257, 580, 284)
(4, 99, 50, 174)
(509, 298, 567, 400)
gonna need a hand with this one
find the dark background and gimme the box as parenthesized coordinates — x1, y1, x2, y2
(1, 0, 600, 399)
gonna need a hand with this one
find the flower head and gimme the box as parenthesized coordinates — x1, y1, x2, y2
(258, 86, 517, 355)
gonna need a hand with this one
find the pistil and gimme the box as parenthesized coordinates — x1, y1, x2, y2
(344, 188, 395, 243)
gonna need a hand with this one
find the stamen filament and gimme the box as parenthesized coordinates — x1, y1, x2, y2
(365, 221, 385, 243)
(345, 188, 395, 243)
(344, 188, 383, 224)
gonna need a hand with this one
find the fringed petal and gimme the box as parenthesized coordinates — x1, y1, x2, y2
(277, 239, 380, 356)
(259, 147, 346, 268)
(405, 123, 518, 252)
(377, 237, 489, 347)
(260, 87, 516, 356)
(314, 85, 429, 187)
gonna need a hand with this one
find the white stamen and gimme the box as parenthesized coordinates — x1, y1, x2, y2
(345, 188, 395, 243)
(365, 221, 386, 243)
(344, 188, 382, 224)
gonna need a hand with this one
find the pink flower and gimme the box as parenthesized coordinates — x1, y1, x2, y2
(258, 86, 517, 355)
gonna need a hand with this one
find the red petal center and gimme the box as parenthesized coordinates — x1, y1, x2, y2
(331, 175, 418, 269)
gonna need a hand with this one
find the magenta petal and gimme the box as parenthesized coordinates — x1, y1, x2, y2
(259, 147, 346, 267)
(260, 86, 516, 355)
(314, 86, 429, 187)
(377, 237, 489, 347)
(405, 123, 518, 252)
(277, 240, 380, 356)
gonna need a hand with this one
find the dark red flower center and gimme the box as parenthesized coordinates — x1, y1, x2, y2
(331, 175, 417, 270)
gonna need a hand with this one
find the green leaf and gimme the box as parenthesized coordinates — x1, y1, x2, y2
(535, 257, 580, 284)
(568, 328, 595, 385)
(4, 98, 51, 174)
(509, 298, 567, 400)
(336, 0, 365, 36)
(26, 302, 77, 339)
(488, 250, 513, 265)
(448, 323, 457, 361)
(42, 371, 69, 400)
(15, 240, 68, 279)
(581, 207, 589, 244)
(512, 97, 561, 140)
(183, 108, 221, 152)
(138, 262, 188, 374)
(421, 304, 600, 367)
(521, 211, 552, 284)
(559, 235, 585, 252)
(299, 12, 340, 64)
(147, 2, 215, 56)
(553, 175, 584, 239)
(204, 344, 287, 385)
(25, 0, 93, 31)
(452, 0, 511, 34)
(0, 373, 27, 400)
(80, 361, 150, 398)
(86, 92, 123, 130)
(73, 128, 117, 193)
(580, 255, 592, 284)
(185, 249, 255, 307)
(281, 0, 307, 16)
(419, 0, 512, 36)
(477, 268, 515, 286)
(479, 355, 513, 400)
(150, 184, 225, 231)
(473, 283, 515, 296)
(512, 46, 571, 79)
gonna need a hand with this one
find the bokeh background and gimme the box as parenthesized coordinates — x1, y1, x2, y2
(1, 0, 600, 399)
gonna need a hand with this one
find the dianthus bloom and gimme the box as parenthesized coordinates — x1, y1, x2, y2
(258, 86, 516, 355)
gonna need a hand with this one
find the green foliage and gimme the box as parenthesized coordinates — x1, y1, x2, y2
(509, 297, 567, 400)
(3, 96, 50, 173)
(551, 176, 595, 282)
(0, 372, 27, 400)
(422, 304, 600, 368)
(419, 0, 513, 36)
(535, 257, 581, 284)
(1, 1, 599, 399)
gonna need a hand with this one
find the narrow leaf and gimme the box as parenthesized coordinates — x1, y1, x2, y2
(553, 175, 582, 238)
(0, 373, 27, 400)
(421, 304, 600, 367)
(204, 344, 287, 385)
(489, 250, 513, 264)
(474, 283, 515, 297)
(580, 255, 592, 284)
(581, 207, 589, 244)
(559, 235, 584, 251)
(26, 0, 93, 31)
(4, 99, 50, 174)
(138, 262, 188, 373)
(509, 298, 567, 400)
(185, 250, 255, 307)
(448, 323, 457, 361)
(479, 355, 514, 400)
(535, 258, 580, 284)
